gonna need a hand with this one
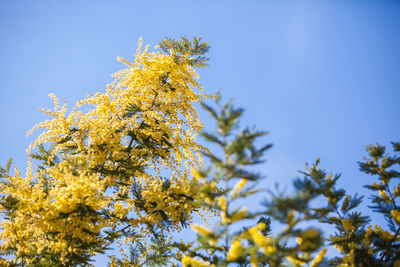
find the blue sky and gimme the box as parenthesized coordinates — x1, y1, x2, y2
(1, 0, 399, 265)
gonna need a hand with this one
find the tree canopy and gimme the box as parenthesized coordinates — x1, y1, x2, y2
(0, 37, 399, 267)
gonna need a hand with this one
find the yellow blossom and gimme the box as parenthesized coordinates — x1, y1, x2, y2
(232, 208, 248, 222)
(342, 219, 352, 232)
(248, 226, 270, 247)
(227, 240, 244, 261)
(374, 225, 394, 241)
(218, 196, 227, 211)
(191, 224, 213, 237)
(287, 256, 306, 267)
(391, 210, 400, 224)
(231, 179, 247, 198)
(310, 248, 327, 267)
(181, 255, 212, 267)
(257, 222, 267, 231)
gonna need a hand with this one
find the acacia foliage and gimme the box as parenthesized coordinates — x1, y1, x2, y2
(0, 37, 213, 266)
(177, 95, 400, 267)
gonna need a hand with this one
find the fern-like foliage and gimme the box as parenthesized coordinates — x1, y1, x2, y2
(159, 36, 210, 68)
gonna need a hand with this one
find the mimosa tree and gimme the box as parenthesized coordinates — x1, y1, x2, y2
(0, 36, 213, 266)
(1, 36, 399, 267)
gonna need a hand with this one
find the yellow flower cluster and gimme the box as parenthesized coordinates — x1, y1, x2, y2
(218, 196, 229, 223)
(226, 240, 244, 261)
(231, 178, 247, 198)
(310, 248, 327, 267)
(248, 225, 274, 253)
(181, 255, 213, 267)
(287, 255, 307, 267)
(342, 219, 352, 232)
(374, 225, 394, 241)
(379, 190, 390, 202)
(191, 224, 213, 237)
(0, 38, 213, 264)
(231, 207, 248, 222)
(0, 165, 108, 263)
(394, 184, 400, 198)
(391, 209, 400, 224)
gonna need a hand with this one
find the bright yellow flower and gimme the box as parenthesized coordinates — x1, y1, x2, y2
(227, 240, 244, 261)
(310, 248, 327, 267)
(191, 224, 213, 237)
(231, 179, 247, 198)
(391, 210, 400, 224)
(249, 227, 270, 247)
(181, 255, 212, 267)
(342, 219, 352, 232)
(232, 207, 248, 222)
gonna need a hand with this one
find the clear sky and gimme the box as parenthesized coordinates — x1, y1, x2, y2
(1, 0, 399, 265)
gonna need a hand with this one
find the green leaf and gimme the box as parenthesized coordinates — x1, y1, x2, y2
(5, 157, 12, 173)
